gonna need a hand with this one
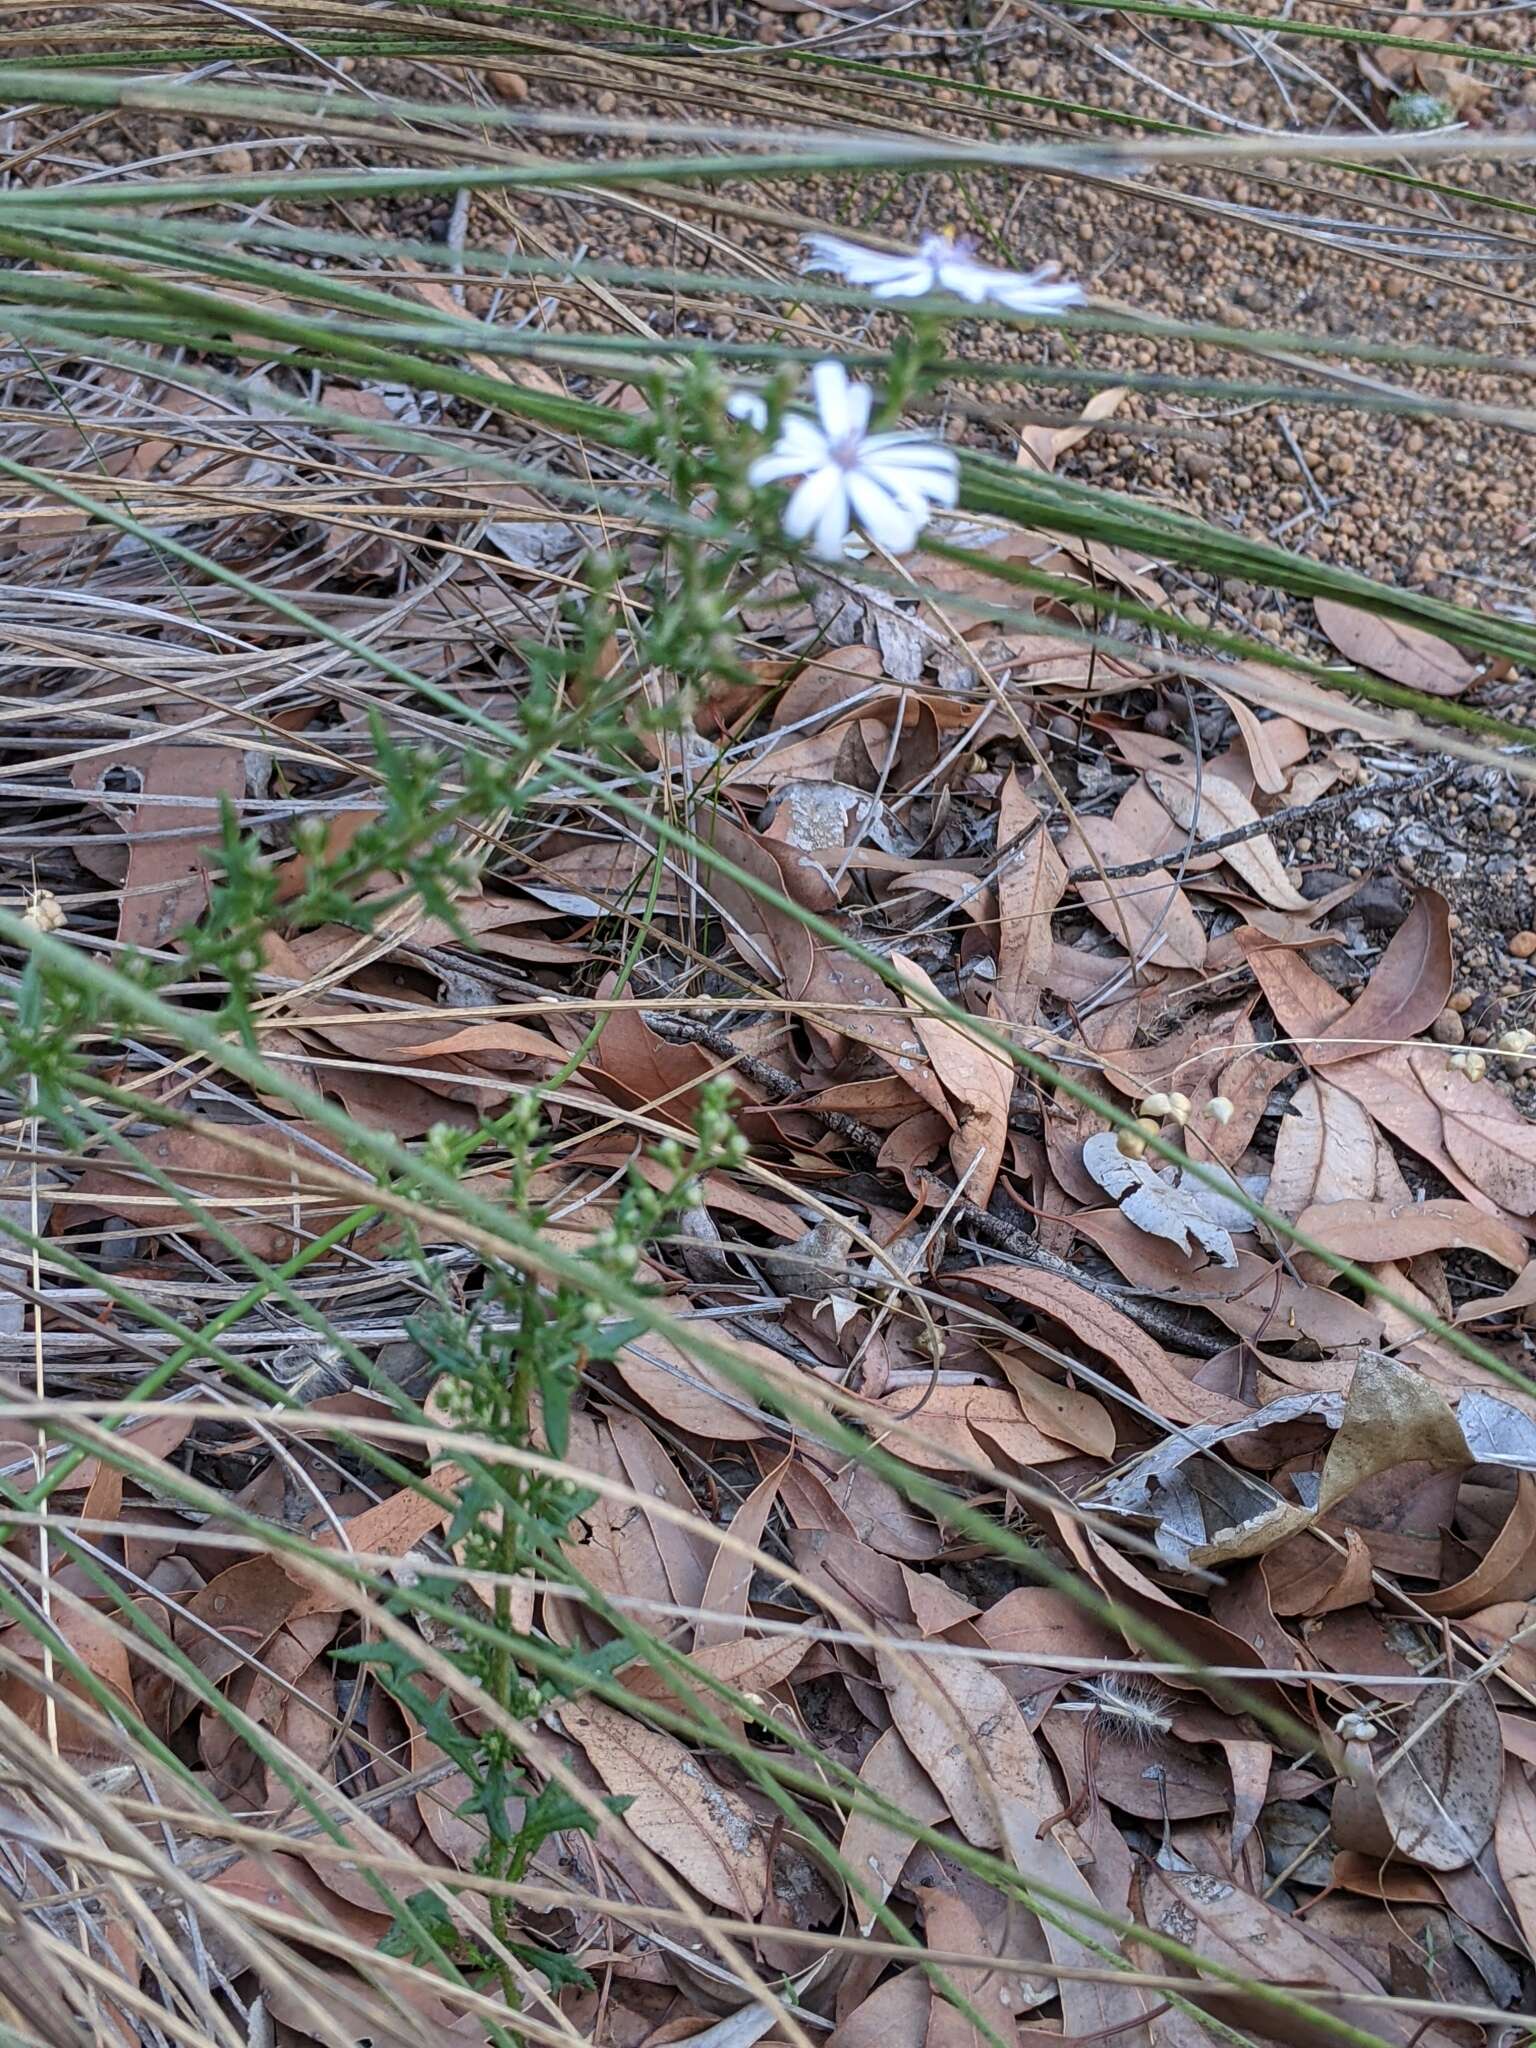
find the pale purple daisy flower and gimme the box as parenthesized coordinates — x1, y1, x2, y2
(802, 230, 1083, 316)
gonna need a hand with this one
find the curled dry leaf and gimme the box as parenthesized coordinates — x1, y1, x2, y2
(1455, 1260, 1536, 1323)
(1087, 1350, 1472, 1567)
(1416, 1468, 1536, 1615)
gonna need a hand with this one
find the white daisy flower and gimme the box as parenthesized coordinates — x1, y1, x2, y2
(801, 230, 1084, 316)
(746, 360, 958, 560)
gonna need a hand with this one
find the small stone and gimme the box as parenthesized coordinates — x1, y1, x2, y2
(1430, 1010, 1465, 1046)
(1449, 989, 1476, 1013)
(1353, 875, 1412, 932)
(1510, 931, 1536, 959)
(490, 68, 530, 101)
(1349, 805, 1393, 837)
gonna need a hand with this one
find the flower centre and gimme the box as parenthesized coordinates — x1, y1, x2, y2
(829, 434, 863, 471)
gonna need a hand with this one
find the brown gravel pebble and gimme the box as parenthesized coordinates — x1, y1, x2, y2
(1509, 932, 1536, 960)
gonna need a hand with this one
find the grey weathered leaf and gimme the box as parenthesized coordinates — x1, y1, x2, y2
(1082, 1131, 1238, 1268)
(1375, 1682, 1503, 1872)
(1456, 1391, 1536, 1471)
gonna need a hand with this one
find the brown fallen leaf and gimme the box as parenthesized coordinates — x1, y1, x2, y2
(863, 1384, 1081, 1474)
(1336, 1681, 1502, 1873)
(71, 706, 247, 950)
(1455, 1261, 1536, 1323)
(839, 1729, 949, 1934)
(1016, 384, 1128, 472)
(1495, 1759, 1536, 1958)
(612, 1324, 768, 1443)
(1306, 890, 1453, 1066)
(560, 1697, 767, 1915)
(1145, 760, 1310, 912)
(828, 1969, 930, 2048)
(892, 954, 1013, 1206)
(1292, 1196, 1527, 1272)
(994, 773, 1065, 1024)
(1315, 596, 1478, 697)
(1068, 1212, 1383, 1352)
(623, 1634, 807, 1715)
(1268, 1075, 1411, 1218)
(1137, 1866, 1417, 2046)
(949, 1262, 1246, 1426)
(1417, 1469, 1536, 1615)
(1263, 1524, 1374, 1617)
(70, 1118, 362, 1260)
(1243, 933, 1536, 1220)
(996, 1800, 1150, 2047)
(696, 1464, 784, 1651)
(875, 1638, 1044, 1850)
(1060, 812, 1207, 970)
(976, 1585, 1124, 1679)
(993, 1348, 1116, 1459)
(918, 1884, 1043, 2048)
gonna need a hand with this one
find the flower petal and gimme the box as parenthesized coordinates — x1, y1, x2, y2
(812, 478, 855, 558)
(802, 234, 931, 291)
(783, 464, 847, 556)
(811, 360, 856, 441)
(933, 255, 999, 304)
(867, 264, 940, 299)
(726, 391, 768, 429)
(749, 451, 806, 486)
(987, 268, 1085, 315)
(846, 468, 923, 554)
(748, 415, 829, 484)
(860, 439, 959, 506)
(774, 414, 832, 464)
